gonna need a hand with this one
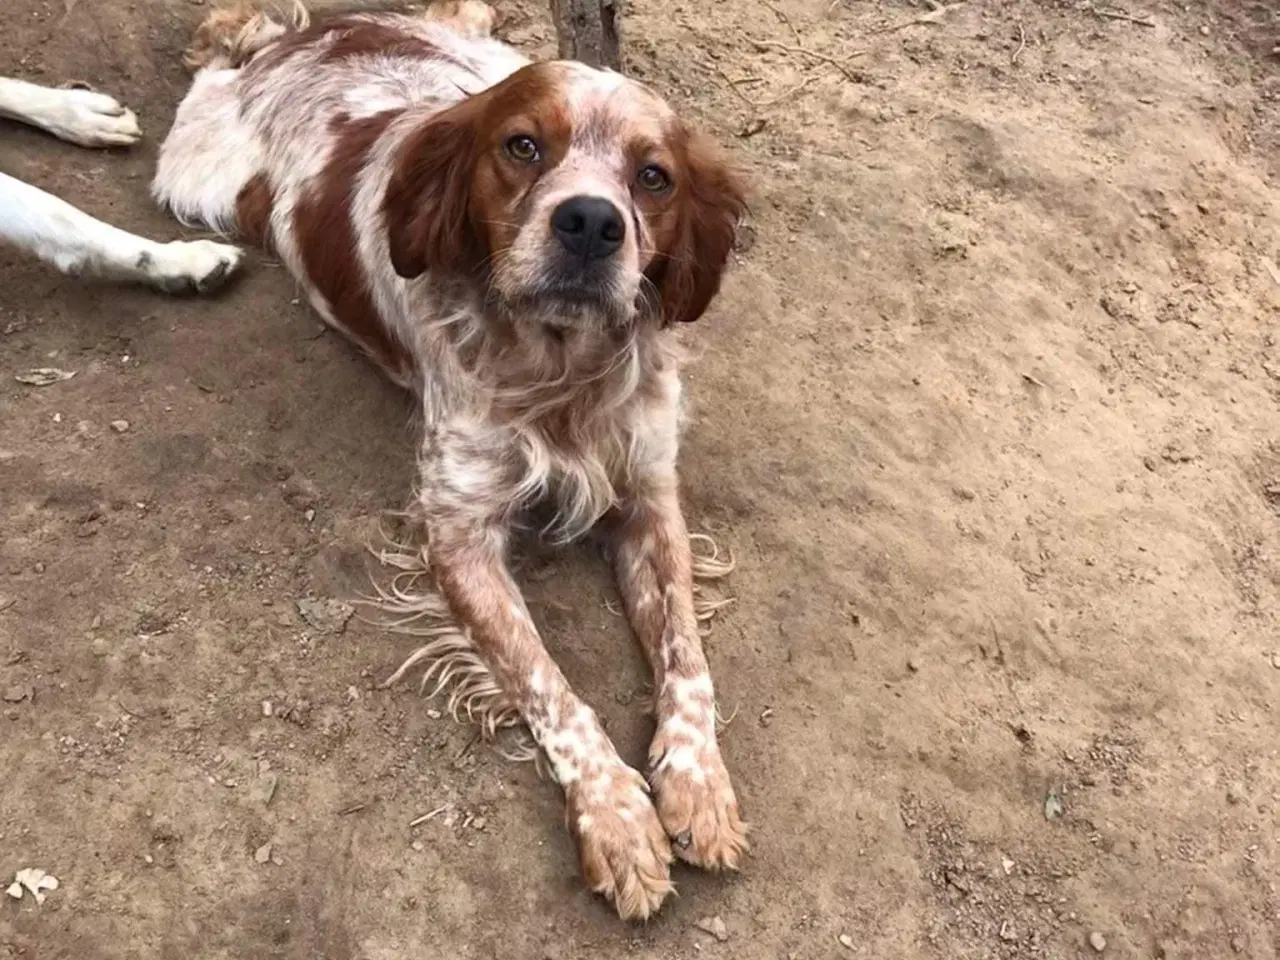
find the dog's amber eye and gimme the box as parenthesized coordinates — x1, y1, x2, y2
(505, 135, 541, 163)
(637, 164, 671, 193)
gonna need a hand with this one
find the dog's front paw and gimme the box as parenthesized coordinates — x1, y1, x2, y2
(648, 720, 748, 870)
(43, 88, 142, 148)
(145, 240, 244, 295)
(566, 760, 673, 921)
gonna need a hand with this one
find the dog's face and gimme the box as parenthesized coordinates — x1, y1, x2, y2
(385, 62, 746, 328)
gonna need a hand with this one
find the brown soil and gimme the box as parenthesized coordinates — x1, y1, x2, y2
(2, 1, 1278, 957)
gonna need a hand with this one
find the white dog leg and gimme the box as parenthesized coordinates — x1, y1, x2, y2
(0, 77, 143, 148)
(0, 172, 242, 294)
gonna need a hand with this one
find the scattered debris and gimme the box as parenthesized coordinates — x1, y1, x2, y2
(6, 868, 58, 904)
(1089, 931, 1108, 952)
(694, 915, 729, 942)
(15, 368, 75, 386)
(295, 598, 354, 635)
(1044, 787, 1064, 820)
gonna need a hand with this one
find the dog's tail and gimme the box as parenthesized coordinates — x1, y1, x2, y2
(183, 0, 310, 73)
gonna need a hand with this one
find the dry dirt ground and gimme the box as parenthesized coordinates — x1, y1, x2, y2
(2, 0, 1279, 957)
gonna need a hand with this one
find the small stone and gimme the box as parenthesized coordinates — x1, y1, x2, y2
(1001, 856, 1015, 875)
(425, 708, 442, 720)
(411, 840, 424, 852)
(694, 916, 728, 942)
(295, 598, 354, 635)
(838, 933, 855, 950)
(346, 685, 361, 702)
(906, 657, 920, 673)
(1199, 24, 1209, 35)
(110, 420, 130, 433)
(1089, 931, 1107, 952)
(999, 920, 1017, 941)
(90, 614, 102, 630)
(1270, 651, 1280, 669)
(253, 842, 273, 864)
(471, 816, 487, 831)
(2, 685, 33, 704)
(1226, 783, 1245, 805)
(261, 700, 273, 717)
(304, 508, 316, 523)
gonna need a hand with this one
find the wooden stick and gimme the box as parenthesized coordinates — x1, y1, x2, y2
(549, 0, 622, 70)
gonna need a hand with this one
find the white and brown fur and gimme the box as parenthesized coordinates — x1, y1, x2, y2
(153, 1, 748, 920)
(0, 77, 240, 293)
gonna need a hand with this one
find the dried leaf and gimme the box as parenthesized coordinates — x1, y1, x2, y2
(8, 868, 59, 904)
(15, 368, 76, 387)
(1044, 787, 1064, 820)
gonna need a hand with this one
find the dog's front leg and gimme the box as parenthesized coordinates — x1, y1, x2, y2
(608, 473, 748, 871)
(418, 433, 673, 919)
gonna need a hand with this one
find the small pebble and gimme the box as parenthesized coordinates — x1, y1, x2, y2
(254, 842, 273, 864)
(1089, 931, 1107, 952)
(694, 916, 728, 942)
(838, 933, 855, 950)
(110, 420, 130, 433)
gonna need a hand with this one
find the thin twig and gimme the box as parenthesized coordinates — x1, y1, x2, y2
(409, 804, 451, 827)
(763, 0, 802, 45)
(1089, 5, 1156, 27)
(1011, 21, 1026, 64)
(712, 61, 817, 110)
(756, 75, 817, 106)
(712, 63, 768, 110)
(866, 0, 965, 36)
(747, 36, 866, 83)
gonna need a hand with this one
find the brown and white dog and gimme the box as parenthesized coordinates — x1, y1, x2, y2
(153, 1, 747, 919)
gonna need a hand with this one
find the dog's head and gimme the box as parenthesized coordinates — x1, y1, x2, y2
(384, 61, 746, 329)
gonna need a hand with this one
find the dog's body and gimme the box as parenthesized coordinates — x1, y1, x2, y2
(154, 2, 747, 919)
(0, 77, 241, 293)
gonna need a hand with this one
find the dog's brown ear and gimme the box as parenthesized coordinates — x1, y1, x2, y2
(649, 130, 747, 325)
(384, 103, 485, 279)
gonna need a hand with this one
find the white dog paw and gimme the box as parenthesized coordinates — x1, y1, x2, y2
(142, 240, 244, 295)
(44, 89, 142, 147)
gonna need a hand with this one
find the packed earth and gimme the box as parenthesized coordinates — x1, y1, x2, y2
(2, 0, 1278, 957)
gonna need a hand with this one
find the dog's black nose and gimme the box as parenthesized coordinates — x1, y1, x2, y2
(551, 196, 625, 261)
